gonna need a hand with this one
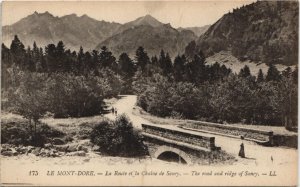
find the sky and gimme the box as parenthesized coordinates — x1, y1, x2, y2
(2, 1, 255, 28)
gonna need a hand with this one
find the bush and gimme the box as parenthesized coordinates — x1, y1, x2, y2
(1, 119, 64, 147)
(90, 115, 148, 157)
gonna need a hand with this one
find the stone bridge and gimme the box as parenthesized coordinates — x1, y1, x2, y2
(142, 124, 222, 165)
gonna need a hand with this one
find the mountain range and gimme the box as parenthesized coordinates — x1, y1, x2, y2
(3, 11, 122, 51)
(186, 1, 298, 65)
(96, 18, 196, 57)
(3, 1, 299, 66)
(3, 13, 203, 57)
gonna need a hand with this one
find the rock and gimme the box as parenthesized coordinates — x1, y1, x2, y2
(1, 144, 11, 150)
(32, 147, 42, 156)
(66, 151, 86, 157)
(57, 151, 64, 156)
(67, 144, 78, 152)
(77, 145, 88, 153)
(52, 138, 65, 145)
(92, 145, 100, 152)
(39, 148, 47, 157)
(64, 136, 74, 142)
(16, 146, 28, 154)
(51, 152, 60, 157)
(11, 148, 18, 156)
(54, 145, 69, 152)
(44, 143, 52, 149)
(1, 151, 14, 156)
(49, 149, 59, 157)
(27, 146, 35, 153)
(1, 147, 12, 153)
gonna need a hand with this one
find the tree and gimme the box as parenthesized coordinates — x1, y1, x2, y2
(77, 46, 84, 74)
(1, 44, 12, 90)
(90, 115, 147, 157)
(173, 55, 186, 81)
(257, 69, 264, 83)
(118, 53, 135, 77)
(151, 56, 159, 67)
(163, 53, 173, 75)
(239, 65, 251, 78)
(185, 40, 197, 60)
(56, 41, 66, 71)
(45, 44, 57, 72)
(10, 35, 26, 67)
(2, 43, 11, 66)
(185, 52, 206, 83)
(91, 50, 99, 71)
(32, 42, 40, 69)
(25, 46, 35, 71)
(278, 67, 298, 130)
(8, 73, 48, 144)
(83, 51, 92, 74)
(266, 64, 281, 81)
(135, 46, 150, 72)
(292, 67, 298, 84)
(158, 50, 166, 71)
(99, 46, 117, 69)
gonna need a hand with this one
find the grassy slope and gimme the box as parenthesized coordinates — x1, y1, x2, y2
(205, 51, 296, 76)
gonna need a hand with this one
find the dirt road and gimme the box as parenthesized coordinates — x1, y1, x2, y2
(105, 95, 152, 129)
(107, 95, 297, 167)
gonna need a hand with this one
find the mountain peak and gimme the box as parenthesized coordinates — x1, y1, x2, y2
(130, 14, 163, 27)
(81, 14, 89, 18)
(31, 11, 54, 18)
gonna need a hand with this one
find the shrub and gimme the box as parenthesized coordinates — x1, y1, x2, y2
(1, 119, 64, 147)
(90, 115, 148, 157)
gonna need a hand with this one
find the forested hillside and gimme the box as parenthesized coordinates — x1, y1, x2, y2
(186, 1, 298, 65)
(2, 36, 298, 130)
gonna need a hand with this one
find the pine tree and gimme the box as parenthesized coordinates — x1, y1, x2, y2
(292, 67, 298, 84)
(56, 41, 66, 71)
(151, 56, 159, 66)
(266, 64, 281, 81)
(173, 55, 186, 81)
(77, 46, 84, 74)
(25, 46, 35, 71)
(84, 51, 92, 74)
(257, 69, 264, 83)
(39, 47, 47, 72)
(163, 53, 173, 75)
(32, 41, 40, 66)
(239, 65, 251, 78)
(186, 52, 206, 83)
(185, 40, 197, 60)
(91, 50, 99, 69)
(282, 67, 292, 78)
(2, 43, 11, 66)
(99, 46, 116, 69)
(45, 44, 57, 72)
(118, 53, 135, 77)
(10, 35, 26, 66)
(158, 50, 166, 71)
(135, 46, 149, 72)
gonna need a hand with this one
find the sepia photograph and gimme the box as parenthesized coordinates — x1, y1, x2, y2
(0, 0, 298, 186)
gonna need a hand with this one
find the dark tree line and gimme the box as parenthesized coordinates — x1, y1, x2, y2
(132, 48, 298, 130)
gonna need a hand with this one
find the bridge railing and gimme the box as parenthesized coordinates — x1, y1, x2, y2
(142, 124, 220, 151)
(180, 120, 274, 145)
